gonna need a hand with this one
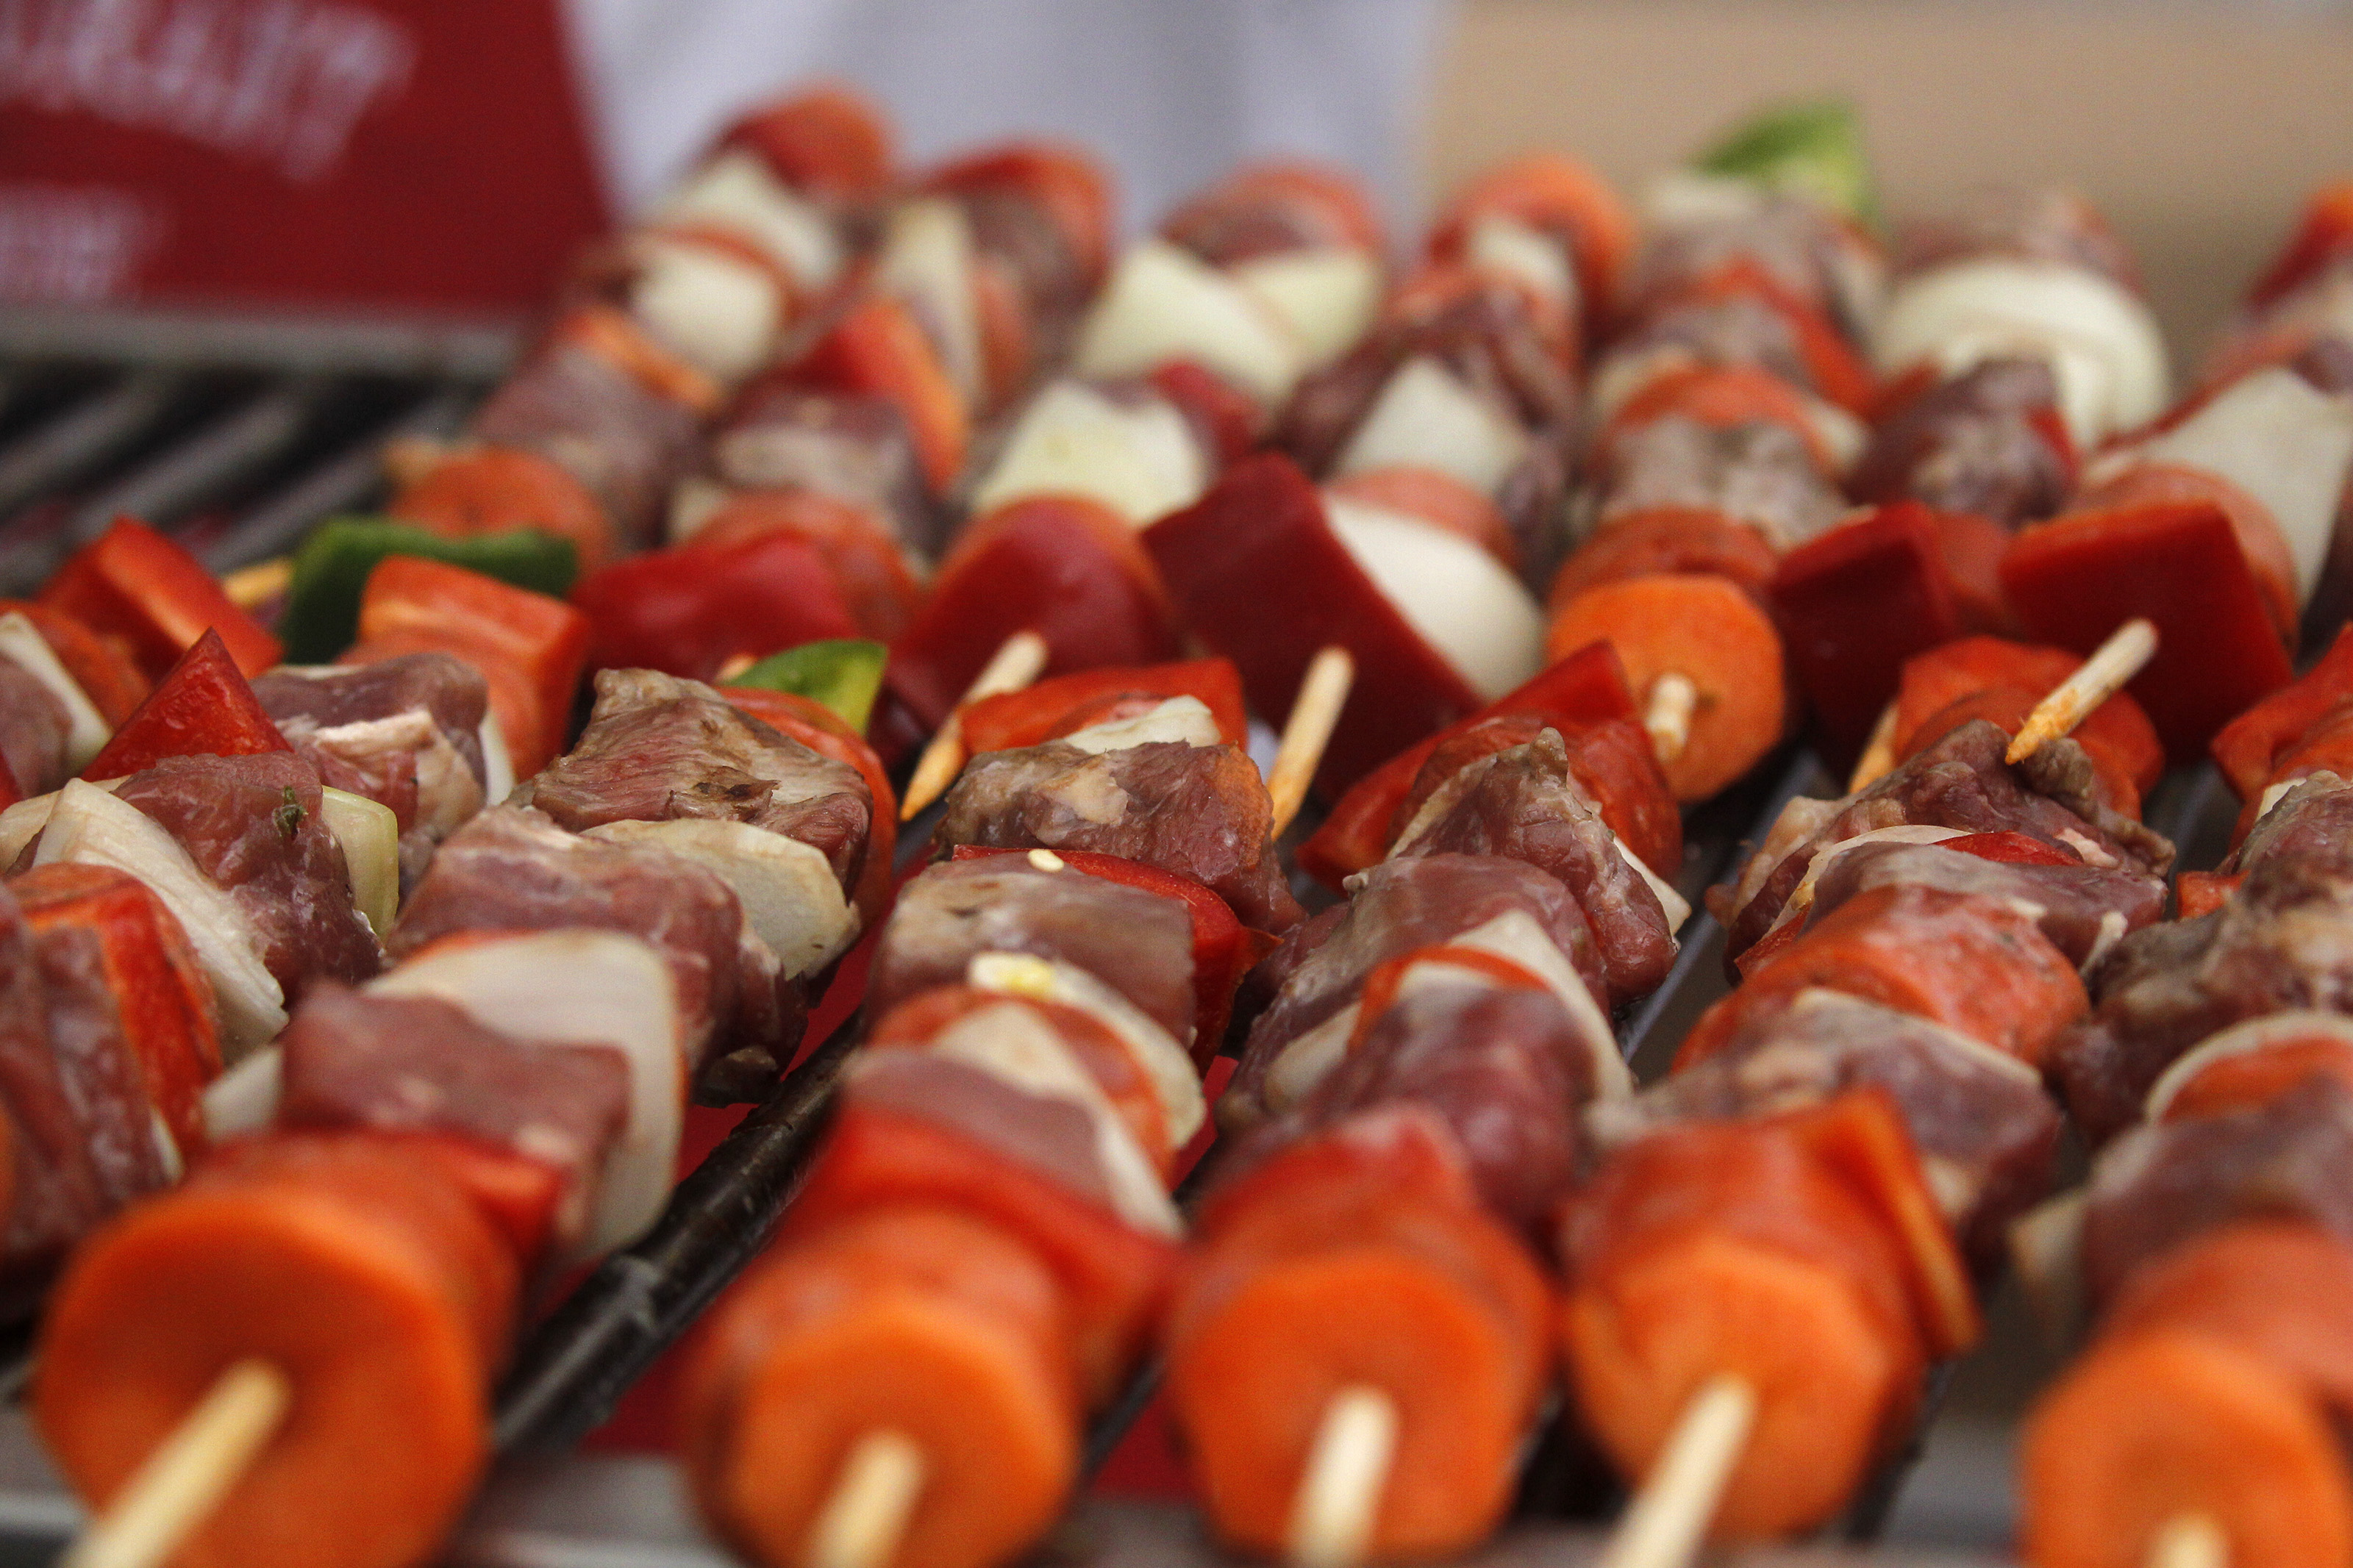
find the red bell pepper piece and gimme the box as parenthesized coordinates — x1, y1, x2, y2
(690, 490, 925, 644)
(790, 296, 970, 495)
(1999, 500, 2295, 762)
(2211, 624, 2353, 801)
(1771, 504, 1965, 762)
(888, 495, 1182, 732)
(0, 753, 18, 811)
(81, 628, 290, 780)
(784, 1102, 1178, 1403)
(721, 685, 898, 929)
(722, 85, 896, 204)
(959, 658, 1249, 756)
(40, 517, 281, 681)
(950, 844, 1276, 1059)
(2177, 871, 2245, 921)
(571, 531, 863, 684)
(1144, 454, 1482, 795)
(1149, 362, 1258, 468)
(1784, 1089, 1982, 1358)
(0, 600, 149, 726)
(1940, 831, 2081, 867)
(2248, 180, 2353, 311)
(346, 556, 590, 778)
(1296, 640, 1635, 888)
(11, 862, 221, 1157)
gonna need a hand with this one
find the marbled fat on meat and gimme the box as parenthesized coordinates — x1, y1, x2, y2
(869, 858, 1196, 1047)
(390, 806, 759, 1071)
(934, 740, 1301, 933)
(1592, 990, 2060, 1268)
(0, 655, 68, 796)
(278, 984, 630, 1247)
(2057, 806, 2353, 1143)
(112, 752, 382, 1002)
(2079, 1076, 2353, 1309)
(1226, 853, 1606, 1126)
(1719, 722, 2174, 964)
(1390, 727, 1674, 1006)
(1225, 984, 1599, 1235)
(1804, 840, 2166, 967)
(529, 669, 870, 891)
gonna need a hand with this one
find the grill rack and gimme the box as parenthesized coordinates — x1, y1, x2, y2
(0, 305, 2244, 1567)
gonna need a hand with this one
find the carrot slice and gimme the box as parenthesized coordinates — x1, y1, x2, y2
(1429, 151, 1635, 326)
(1167, 1186, 1551, 1560)
(2021, 1325, 2353, 1568)
(35, 1132, 516, 1568)
(2160, 1037, 2353, 1122)
(1545, 573, 1785, 801)
(1549, 509, 1779, 612)
(1559, 1111, 1932, 1541)
(1678, 885, 2085, 1071)
(2107, 1220, 2353, 1411)
(389, 447, 617, 575)
(681, 1206, 1078, 1568)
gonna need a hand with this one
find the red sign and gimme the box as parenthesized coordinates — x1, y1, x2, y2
(0, 0, 609, 312)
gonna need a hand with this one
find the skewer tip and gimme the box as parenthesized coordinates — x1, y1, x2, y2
(1266, 645, 1356, 839)
(1285, 1383, 1398, 1568)
(1594, 1374, 1758, 1568)
(2146, 1514, 2229, 1568)
(806, 1430, 926, 1568)
(2007, 617, 2159, 766)
(61, 1358, 291, 1568)
(1643, 673, 1699, 766)
(899, 631, 1052, 822)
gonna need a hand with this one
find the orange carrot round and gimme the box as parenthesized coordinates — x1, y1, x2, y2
(1559, 1116, 1929, 1541)
(35, 1133, 516, 1568)
(1166, 1187, 1552, 1561)
(389, 448, 615, 574)
(1544, 573, 1785, 801)
(2021, 1326, 2353, 1568)
(680, 1205, 1079, 1568)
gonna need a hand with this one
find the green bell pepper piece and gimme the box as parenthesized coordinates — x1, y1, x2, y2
(728, 639, 889, 734)
(281, 518, 578, 663)
(1696, 99, 1876, 226)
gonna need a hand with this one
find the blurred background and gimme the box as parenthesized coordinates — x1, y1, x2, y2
(4, 0, 2350, 359)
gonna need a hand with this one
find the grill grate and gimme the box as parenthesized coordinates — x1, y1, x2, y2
(0, 304, 2241, 1567)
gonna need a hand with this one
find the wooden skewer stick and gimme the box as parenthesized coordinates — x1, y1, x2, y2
(60, 1358, 291, 1568)
(1266, 645, 1356, 839)
(2007, 617, 2160, 766)
(713, 651, 757, 684)
(807, 1430, 926, 1568)
(1643, 673, 1699, 765)
(899, 631, 1050, 822)
(1594, 1374, 1758, 1568)
(221, 558, 292, 613)
(1285, 1383, 1398, 1568)
(2146, 1514, 2229, 1568)
(1849, 699, 1900, 793)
